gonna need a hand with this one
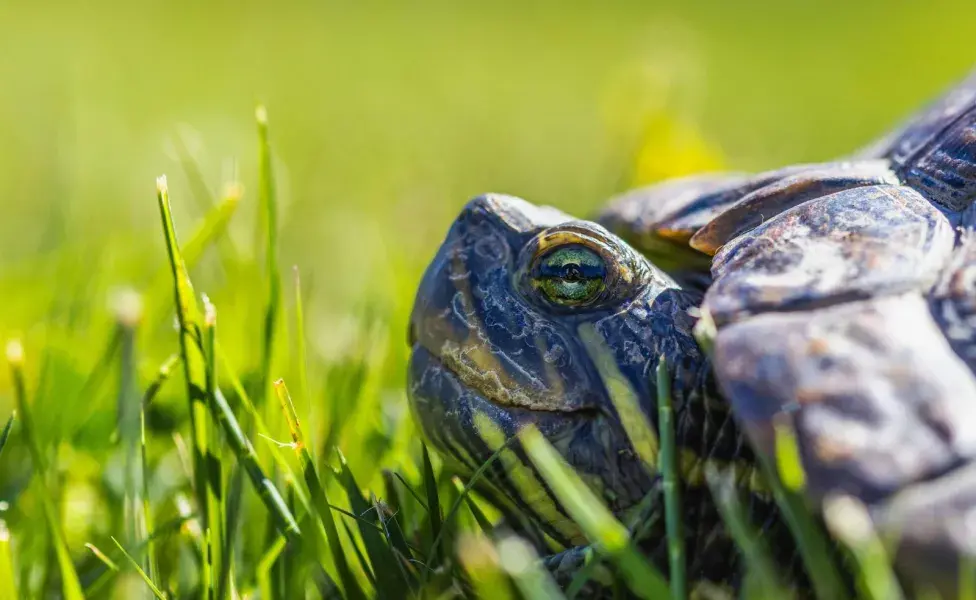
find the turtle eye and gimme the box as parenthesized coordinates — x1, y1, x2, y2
(532, 245, 607, 306)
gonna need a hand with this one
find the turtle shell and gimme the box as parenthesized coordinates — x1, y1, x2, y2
(598, 68, 976, 596)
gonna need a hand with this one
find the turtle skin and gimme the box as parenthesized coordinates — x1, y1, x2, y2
(407, 67, 976, 598)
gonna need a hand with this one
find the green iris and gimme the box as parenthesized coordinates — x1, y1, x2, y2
(534, 245, 606, 305)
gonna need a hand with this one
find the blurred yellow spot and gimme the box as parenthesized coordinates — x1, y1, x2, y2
(632, 113, 724, 186)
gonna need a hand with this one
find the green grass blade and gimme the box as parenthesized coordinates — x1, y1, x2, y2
(520, 424, 669, 600)
(6, 340, 84, 600)
(656, 357, 685, 600)
(705, 464, 790, 599)
(450, 477, 493, 535)
(111, 536, 167, 600)
(146, 186, 241, 322)
(341, 521, 378, 587)
(293, 267, 314, 459)
(203, 298, 225, 600)
(336, 449, 409, 596)
(140, 354, 177, 591)
(0, 412, 14, 460)
(273, 380, 360, 599)
(764, 418, 849, 600)
(823, 495, 903, 600)
(156, 175, 216, 581)
(256, 105, 281, 409)
(421, 438, 511, 590)
(422, 444, 444, 565)
(157, 177, 301, 545)
(115, 291, 143, 558)
(458, 535, 514, 600)
(85, 542, 121, 572)
(496, 535, 566, 600)
(0, 521, 17, 600)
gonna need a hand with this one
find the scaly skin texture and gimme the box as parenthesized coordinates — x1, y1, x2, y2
(407, 193, 797, 589)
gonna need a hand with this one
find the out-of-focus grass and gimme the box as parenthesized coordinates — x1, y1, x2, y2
(0, 1, 974, 598)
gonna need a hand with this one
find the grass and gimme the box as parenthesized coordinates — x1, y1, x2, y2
(1, 5, 975, 597)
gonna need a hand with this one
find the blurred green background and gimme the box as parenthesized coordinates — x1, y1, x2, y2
(0, 0, 974, 597)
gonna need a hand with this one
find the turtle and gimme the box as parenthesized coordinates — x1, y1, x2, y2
(406, 67, 976, 598)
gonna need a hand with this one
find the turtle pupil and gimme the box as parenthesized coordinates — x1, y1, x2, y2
(563, 264, 583, 281)
(532, 245, 607, 306)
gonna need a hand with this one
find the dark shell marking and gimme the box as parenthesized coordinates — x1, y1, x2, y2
(702, 185, 954, 325)
(713, 294, 976, 507)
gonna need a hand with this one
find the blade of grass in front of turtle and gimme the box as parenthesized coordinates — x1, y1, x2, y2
(451, 477, 494, 535)
(158, 177, 302, 543)
(823, 495, 903, 600)
(157, 175, 220, 597)
(421, 437, 514, 588)
(335, 448, 410, 596)
(0, 412, 14, 460)
(578, 323, 658, 468)
(6, 340, 84, 600)
(0, 521, 17, 599)
(256, 105, 281, 410)
(273, 380, 364, 599)
(495, 535, 566, 600)
(766, 418, 849, 600)
(704, 464, 790, 599)
(520, 424, 670, 600)
(458, 534, 515, 600)
(656, 356, 685, 600)
(111, 536, 167, 600)
(422, 444, 445, 565)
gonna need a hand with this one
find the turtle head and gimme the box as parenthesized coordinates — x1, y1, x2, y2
(407, 193, 704, 543)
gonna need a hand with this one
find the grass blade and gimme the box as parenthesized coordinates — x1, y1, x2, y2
(823, 495, 903, 600)
(656, 357, 685, 600)
(85, 542, 121, 572)
(256, 105, 281, 409)
(202, 298, 225, 600)
(0, 521, 17, 600)
(157, 176, 302, 545)
(458, 535, 514, 600)
(496, 535, 566, 600)
(146, 185, 242, 323)
(422, 444, 444, 566)
(336, 448, 408, 596)
(520, 424, 669, 600)
(6, 339, 84, 600)
(111, 536, 167, 600)
(766, 417, 849, 600)
(273, 379, 360, 599)
(157, 175, 220, 597)
(0, 412, 14, 460)
(451, 477, 493, 535)
(705, 464, 789, 599)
